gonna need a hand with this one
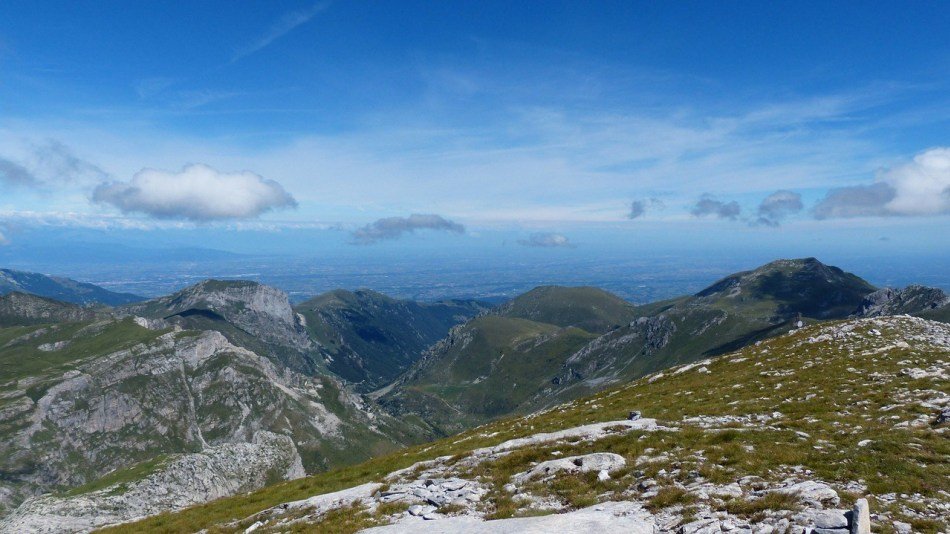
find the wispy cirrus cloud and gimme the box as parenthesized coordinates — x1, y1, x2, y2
(0, 140, 107, 189)
(231, 2, 329, 63)
(0, 157, 37, 187)
(351, 213, 465, 244)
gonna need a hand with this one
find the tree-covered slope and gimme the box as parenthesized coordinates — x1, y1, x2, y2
(296, 289, 487, 391)
(0, 292, 103, 327)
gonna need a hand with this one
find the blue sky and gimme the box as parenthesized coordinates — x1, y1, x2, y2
(0, 1, 948, 261)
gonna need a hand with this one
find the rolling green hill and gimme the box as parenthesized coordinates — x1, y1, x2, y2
(496, 285, 637, 333)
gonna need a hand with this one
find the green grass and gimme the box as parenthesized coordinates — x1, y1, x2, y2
(0, 318, 169, 384)
(647, 486, 697, 511)
(720, 492, 802, 517)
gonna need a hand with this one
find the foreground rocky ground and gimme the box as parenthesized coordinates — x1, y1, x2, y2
(96, 315, 947, 534)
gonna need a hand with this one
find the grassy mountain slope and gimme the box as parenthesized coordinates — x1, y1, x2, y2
(378, 286, 634, 433)
(296, 290, 486, 391)
(381, 259, 878, 430)
(380, 316, 599, 433)
(0, 268, 143, 306)
(107, 315, 949, 533)
(537, 258, 878, 405)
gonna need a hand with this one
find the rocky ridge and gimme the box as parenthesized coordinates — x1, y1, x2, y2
(120, 280, 312, 353)
(0, 292, 102, 326)
(854, 285, 950, 318)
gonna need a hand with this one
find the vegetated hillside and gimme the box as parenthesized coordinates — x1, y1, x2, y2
(380, 259, 879, 430)
(295, 289, 487, 391)
(378, 286, 635, 433)
(118, 280, 319, 373)
(104, 315, 949, 534)
(0, 292, 103, 327)
(0, 301, 427, 525)
(0, 268, 143, 306)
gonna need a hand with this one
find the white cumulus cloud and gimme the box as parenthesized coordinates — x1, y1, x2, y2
(92, 164, 297, 221)
(814, 147, 950, 218)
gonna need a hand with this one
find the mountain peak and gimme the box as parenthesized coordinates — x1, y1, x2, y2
(121, 279, 312, 358)
(694, 258, 875, 318)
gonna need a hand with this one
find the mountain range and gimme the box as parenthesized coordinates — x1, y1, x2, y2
(0, 269, 143, 307)
(0, 258, 947, 531)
